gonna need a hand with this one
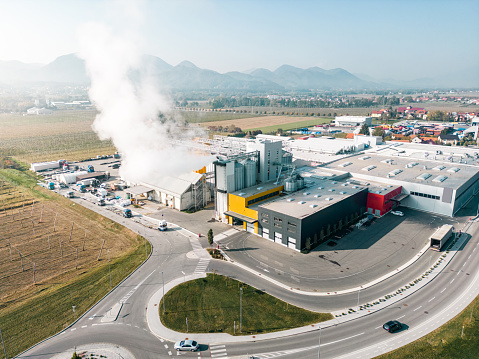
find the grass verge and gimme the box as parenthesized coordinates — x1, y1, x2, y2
(376, 293, 479, 358)
(160, 274, 332, 335)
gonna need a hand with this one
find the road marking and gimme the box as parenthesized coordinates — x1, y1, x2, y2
(168, 351, 172, 356)
(92, 323, 98, 326)
(160, 338, 164, 342)
(323, 332, 364, 346)
(211, 354, 228, 358)
(451, 278, 455, 284)
(395, 315, 405, 320)
(468, 254, 472, 259)
(71, 328, 76, 331)
(428, 297, 436, 302)
(119, 269, 156, 304)
(164, 344, 169, 349)
(440, 288, 447, 293)
(376, 325, 382, 329)
(211, 348, 227, 354)
(413, 306, 422, 311)
(463, 262, 467, 267)
(81, 325, 87, 328)
(210, 345, 225, 349)
(89, 313, 97, 320)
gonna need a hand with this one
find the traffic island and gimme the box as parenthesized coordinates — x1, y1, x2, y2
(159, 274, 332, 336)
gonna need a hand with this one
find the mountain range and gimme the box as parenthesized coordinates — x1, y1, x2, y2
(0, 53, 476, 90)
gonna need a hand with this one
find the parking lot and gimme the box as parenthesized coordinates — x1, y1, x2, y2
(220, 207, 458, 291)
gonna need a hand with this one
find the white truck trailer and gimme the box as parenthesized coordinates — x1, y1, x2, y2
(430, 224, 454, 251)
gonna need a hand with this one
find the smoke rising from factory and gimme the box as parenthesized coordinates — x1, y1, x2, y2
(77, 4, 211, 184)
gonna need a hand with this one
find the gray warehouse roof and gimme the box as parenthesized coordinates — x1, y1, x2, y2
(321, 153, 479, 190)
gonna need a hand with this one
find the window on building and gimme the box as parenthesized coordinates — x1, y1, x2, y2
(274, 217, 283, 222)
(410, 191, 440, 200)
(261, 219, 269, 224)
(274, 223, 282, 228)
(261, 213, 269, 218)
(287, 222, 296, 227)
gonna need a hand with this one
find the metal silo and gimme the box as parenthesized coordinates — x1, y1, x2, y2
(242, 159, 256, 188)
(234, 161, 245, 191)
(284, 177, 297, 192)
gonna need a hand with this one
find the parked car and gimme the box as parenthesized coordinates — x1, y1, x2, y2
(383, 320, 402, 333)
(174, 339, 199, 351)
(391, 210, 404, 216)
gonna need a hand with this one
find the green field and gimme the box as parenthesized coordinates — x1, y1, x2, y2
(177, 110, 254, 124)
(160, 274, 332, 335)
(245, 117, 333, 133)
(377, 293, 479, 359)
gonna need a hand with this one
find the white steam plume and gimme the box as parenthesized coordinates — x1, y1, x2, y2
(77, 7, 211, 184)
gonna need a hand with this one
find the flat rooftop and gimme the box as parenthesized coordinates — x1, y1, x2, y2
(322, 150, 479, 190)
(256, 176, 367, 219)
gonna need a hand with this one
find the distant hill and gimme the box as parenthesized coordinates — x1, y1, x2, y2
(0, 53, 475, 90)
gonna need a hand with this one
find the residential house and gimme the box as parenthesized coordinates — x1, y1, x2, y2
(437, 134, 459, 145)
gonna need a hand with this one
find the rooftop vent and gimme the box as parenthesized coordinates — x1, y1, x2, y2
(286, 198, 294, 202)
(359, 156, 371, 160)
(318, 186, 324, 190)
(362, 165, 376, 172)
(339, 162, 353, 167)
(433, 175, 448, 183)
(406, 162, 419, 168)
(309, 204, 318, 208)
(314, 194, 321, 198)
(325, 197, 334, 201)
(339, 191, 347, 194)
(381, 159, 394, 164)
(433, 165, 446, 171)
(352, 185, 359, 189)
(329, 188, 335, 192)
(342, 183, 348, 186)
(417, 173, 432, 181)
(332, 181, 337, 184)
(257, 187, 264, 190)
(388, 169, 403, 176)
(448, 167, 460, 173)
(298, 201, 306, 205)
(238, 192, 246, 196)
(303, 192, 310, 195)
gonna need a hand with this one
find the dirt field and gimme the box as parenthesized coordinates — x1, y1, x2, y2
(0, 179, 135, 306)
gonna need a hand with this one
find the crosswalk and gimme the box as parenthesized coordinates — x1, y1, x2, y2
(194, 258, 210, 274)
(209, 344, 228, 358)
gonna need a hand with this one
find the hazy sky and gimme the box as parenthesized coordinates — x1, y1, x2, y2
(1, 0, 478, 81)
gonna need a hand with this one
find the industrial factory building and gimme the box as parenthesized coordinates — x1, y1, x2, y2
(140, 172, 210, 211)
(213, 137, 479, 252)
(334, 116, 372, 127)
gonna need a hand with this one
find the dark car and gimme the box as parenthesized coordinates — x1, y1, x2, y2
(383, 320, 402, 333)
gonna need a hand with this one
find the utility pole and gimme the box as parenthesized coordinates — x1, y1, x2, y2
(357, 288, 360, 312)
(240, 287, 243, 332)
(107, 250, 112, 288)
(0, 325, 7, 359)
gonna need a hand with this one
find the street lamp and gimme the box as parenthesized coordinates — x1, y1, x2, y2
(72, 305, 76, 321)
(357, 288, 360, 312)
(240, 287, 243, 333)
(107, 250, 112, 288)
(162, 271, 165, 314)
(318, 325, 321, 359)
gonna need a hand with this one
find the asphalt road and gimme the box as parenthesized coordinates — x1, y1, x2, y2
(17, 196, 479, 359)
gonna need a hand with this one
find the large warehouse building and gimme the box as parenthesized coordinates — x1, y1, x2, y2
(213, 138, 479, 252)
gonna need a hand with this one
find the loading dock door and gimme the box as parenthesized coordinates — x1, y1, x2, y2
(263, 228, 270, 239)
(288, 237, 297, 249)
(246, 222, 255, 233)
(274, 232, 282, 243)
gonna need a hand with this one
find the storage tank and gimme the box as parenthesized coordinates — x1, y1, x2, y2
(284, 178, 297, 192)
(234, 161, 245, 191)
(294, 174, 304, 190)
(242, 159, 256, 188)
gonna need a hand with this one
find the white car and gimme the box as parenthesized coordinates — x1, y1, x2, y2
(391, 210, 404, 216)
(174, 340, 199, 352)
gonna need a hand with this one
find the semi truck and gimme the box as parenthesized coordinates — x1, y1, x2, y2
(122, 208, 132, 218)
(430, 224, 454, 251)
(159, 219, 167, 231)
(87, 165, 95, 173)
(97, 198, 105, 206)
(64, 191, 74, 198)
